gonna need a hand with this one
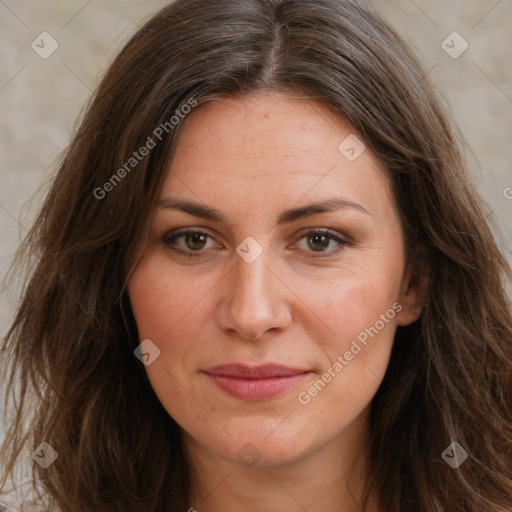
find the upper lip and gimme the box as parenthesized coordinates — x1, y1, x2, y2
(202, 363, 310, 379)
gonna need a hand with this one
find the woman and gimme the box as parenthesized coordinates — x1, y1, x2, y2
(1, 0, 511, 510)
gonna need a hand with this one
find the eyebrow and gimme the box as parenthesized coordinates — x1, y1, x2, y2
(157, 196, 370, 225)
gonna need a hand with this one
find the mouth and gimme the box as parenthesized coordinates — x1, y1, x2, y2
(202, 363, 311, 401)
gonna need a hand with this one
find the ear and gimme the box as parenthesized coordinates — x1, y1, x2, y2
(396, 243, 430, 326)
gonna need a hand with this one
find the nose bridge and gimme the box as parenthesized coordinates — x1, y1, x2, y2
(233, 249, 270, 299)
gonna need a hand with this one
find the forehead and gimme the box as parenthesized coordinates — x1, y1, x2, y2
(173, 92, 362, 159)
(163, 92, 394, 220)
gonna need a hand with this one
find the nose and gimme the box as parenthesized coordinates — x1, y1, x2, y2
(215, 245, 293, 342)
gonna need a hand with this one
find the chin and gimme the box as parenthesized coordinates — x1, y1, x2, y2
(187, 421, 318, 469)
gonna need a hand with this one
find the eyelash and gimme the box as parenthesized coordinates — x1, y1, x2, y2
(161, 228, 351, 258)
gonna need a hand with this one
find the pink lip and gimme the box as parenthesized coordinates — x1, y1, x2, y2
(202, 364, 311, 401)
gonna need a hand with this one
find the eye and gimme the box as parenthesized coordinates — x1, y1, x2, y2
(291, 229, 350, 257)
(162, 228, 221, 255)
(162, 227, 350, 258)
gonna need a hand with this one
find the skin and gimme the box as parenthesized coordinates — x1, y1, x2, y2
(127, 92, 428, 512)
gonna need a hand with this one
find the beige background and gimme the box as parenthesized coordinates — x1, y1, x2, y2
(0, 0, 511, 500)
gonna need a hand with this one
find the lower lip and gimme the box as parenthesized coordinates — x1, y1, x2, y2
(204, 373, 310, 401)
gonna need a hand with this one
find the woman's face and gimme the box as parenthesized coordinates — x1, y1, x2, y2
(128, 92, 423, 469)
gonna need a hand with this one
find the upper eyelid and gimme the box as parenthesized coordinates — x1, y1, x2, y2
(163, 226, 344, 239)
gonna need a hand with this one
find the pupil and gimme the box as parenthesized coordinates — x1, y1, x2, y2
(310, 234, 329, 251)
(187, 233, 206, 250)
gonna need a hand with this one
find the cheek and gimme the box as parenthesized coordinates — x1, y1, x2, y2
(128, 256, 214, 342)
(293, 277, 399, 427)
(290, 255, 403, 409)
(127, 257, 212, 402)
(127, 253, 230, 378)
(128, 259, 215, 424)
(297, 266, 401, 354)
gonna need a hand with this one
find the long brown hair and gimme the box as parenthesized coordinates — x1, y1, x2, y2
(1, 0, 511, 510)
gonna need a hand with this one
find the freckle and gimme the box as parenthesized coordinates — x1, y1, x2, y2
(264, 113, 269, 118)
